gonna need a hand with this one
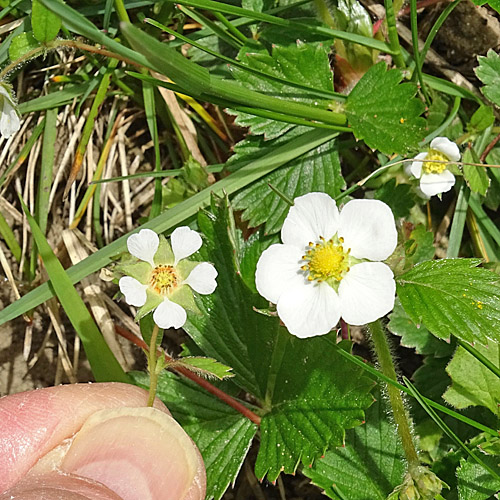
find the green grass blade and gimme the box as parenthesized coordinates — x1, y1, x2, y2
(447, 180, 470, 258)
(18, 197, 129, 383)
(0, 128, 338, 325)
(469, 193, 500, 248)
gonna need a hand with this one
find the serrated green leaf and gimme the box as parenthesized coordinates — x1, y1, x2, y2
(9, 32, 39, 61)
(467, 105, 495, 133)
(229, 41, 335, 139)
(444, 342, 500, 416)
(388, 301, 454, 358)
(303, 390, 405, 500)
(175, 356, 234, 380)
(462, 149, 490, 196)
(475, 49, 500, 106)
(255, 339, 374, 481)
(374, 179, 414, 218)
(232, 129, 343, 234)
(130, 370, 257, 500)
(396, 259, 500, 344)
(457, 457, 500, 500)
(345, 62, 427, 154)
(32, 0, 61, 43)
(404, 224, 435, 267)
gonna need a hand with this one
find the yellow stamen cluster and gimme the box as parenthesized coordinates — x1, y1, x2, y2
(422, 149, 448, 174)
(301, 236, 350, 282)
(150, 265, 178, 295)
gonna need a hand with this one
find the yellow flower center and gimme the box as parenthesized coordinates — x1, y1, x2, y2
(301, 237, 350, 282)
(422, 149, 448, 174)
(150, 265, 178, 295)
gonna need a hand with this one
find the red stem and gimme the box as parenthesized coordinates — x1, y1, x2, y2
(480, 132, 500, 163)
(114, 324, 261, 426)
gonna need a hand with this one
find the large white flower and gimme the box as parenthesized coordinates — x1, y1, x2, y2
(119, 227, 217, 329)
(0, 84, 21, 139)
(255, 193, 397, 338)
(410, 137, 460, 197)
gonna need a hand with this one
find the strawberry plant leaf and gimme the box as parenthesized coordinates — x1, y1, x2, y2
(231, 128, 344, 234)
(345, 62, 427, 154)
(396, 259, 500, 344)
(32, 0, 61, 43)
(130, 371, 257, 500)
(475, 49, 500, 107)
(303, 391, 406, 499)
(457, 456, 500, 500)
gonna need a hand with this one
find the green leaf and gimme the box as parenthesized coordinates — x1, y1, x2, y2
(467, 105, 495, 133)
(444, 342, 500, 416)
(9, 31, 39, 61)
(462, 149, 490, 196)
(403, 224, 436, 267)
(457, 457, 500, 500)
(388, 300, 454, 358)
(184, 196, 374, 480)
(32, 0, 61, 42)
(303, 390, 406, 500)
(232, 129, 343, 234)
(229, 41, 335, 139)
(345, 62, 427, 155)
(255, 339, 374, 481)
(396, 259, 500, 344)
(19, 198, 128, 383)
(174, 356, 234, 380)
(130, 370, 257, 500)
(475, 49, 500, 106)
(374, 179, 415, 218)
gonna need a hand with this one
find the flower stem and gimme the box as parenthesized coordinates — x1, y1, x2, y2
(114, 0, 131, 23)
(384, 0, 406, 68)
(147, 324, 161, 407)
(369, 320, 420, 472)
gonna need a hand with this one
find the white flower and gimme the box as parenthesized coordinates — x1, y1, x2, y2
(0, 84, 21, 139)
(410, 137, 460, 197)
(255, 193, 397, 338)
(119, 227, 217, 329)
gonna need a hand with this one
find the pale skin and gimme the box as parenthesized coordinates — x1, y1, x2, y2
(0, 383, 206, 500)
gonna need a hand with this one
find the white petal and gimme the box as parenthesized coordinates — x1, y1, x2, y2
(119, 276, 148, 307)
(0, 101, 20, 139)
(171, 226, 202, 264)
(430, 137, 460, 161)
(419, 170, 455, 197)
(277, 282, 340, 338)
(127, 229, 159, 267)
(153, 298, 187, 329)
(255, 244, 305, 304)
(338, 199, 397, 261)
(281, 192, 339, 249)
(184, 262, 218, 294)
(338, 262, 395, 325)
(409, 152, 427, 178)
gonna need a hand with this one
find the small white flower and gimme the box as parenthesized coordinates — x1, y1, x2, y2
(0, 84, 21, 139)
(410, 137, 460, 197)
(119, 227, 217, 329)
(255, 193, 397, 338)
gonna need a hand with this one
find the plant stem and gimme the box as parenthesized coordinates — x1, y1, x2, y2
(369, 320, 420, 472)
(114, 0, 130, 23)
(409, 0, 430, 105)
(147, 324, 161, 407)
(384, 0, 405, 68)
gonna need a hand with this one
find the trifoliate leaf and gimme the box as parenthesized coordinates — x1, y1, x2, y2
(345, 62, 427, 155)
(9, 32, 39, 61)
(388, 301, 454, 358)
(229, 41, 334, 139)
(443, 342, 500, 416)
(185, 196, 374, 481)
(32, 0, 61, 43)
(396, 259, 500, 344)
(130, 371, 257, 500)
(303, 390, 405, 500)
(254, 339, 374, 481)
(457, 457, 500, 500)
(231, 129, 344, 234)
(375, 179, 415, 218)
(475, 49, 500, 107)
(172, 356, 234, 380)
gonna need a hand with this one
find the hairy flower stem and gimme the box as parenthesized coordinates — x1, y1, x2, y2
(369, 320, 420, 472)
(147, 324, 161, 407)
(384, 0, 406, 69)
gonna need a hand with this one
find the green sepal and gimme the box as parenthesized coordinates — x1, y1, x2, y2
(116, 260, 151, 283)
(171, 356, 234, 380)
(154, 234, 174, 265)
(176, 258, 201, 281)
(170, 284, 199, 314)
(135, 289, 163, 321)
